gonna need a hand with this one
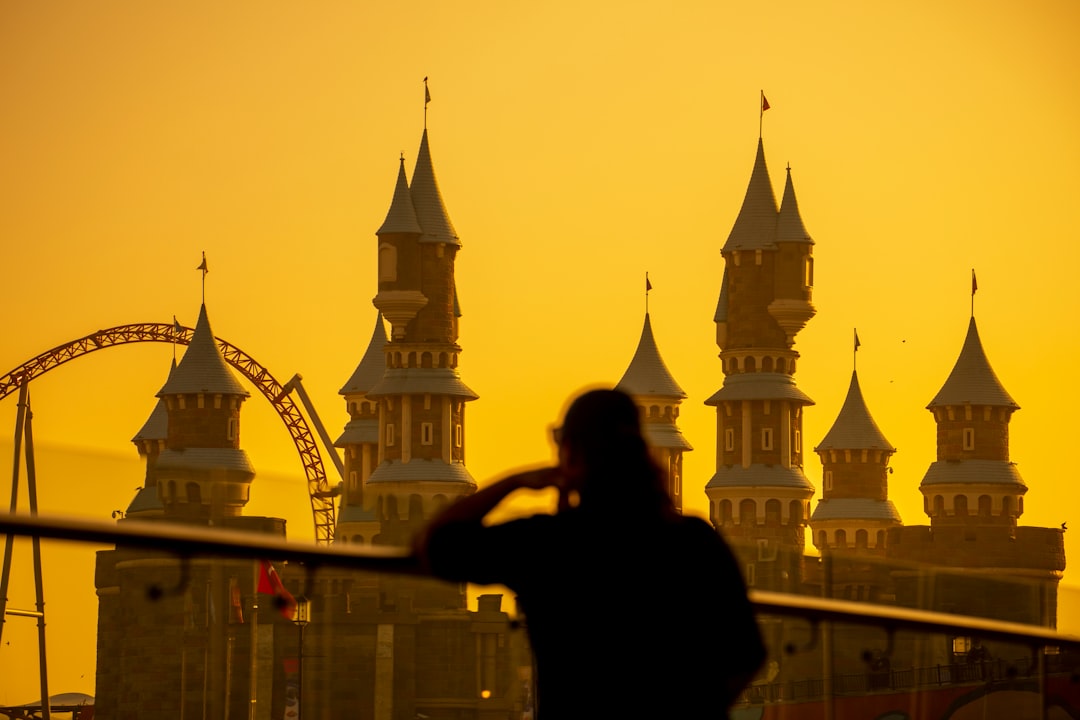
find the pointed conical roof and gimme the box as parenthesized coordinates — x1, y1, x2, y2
(722, 139, 779, 253)
(133, 359, 176, 442)
(158, 305, 248, 397)
(713, 266, 730, 323)
(615, 313, 686, 398)
(339, 314, 389, 395)
(376, 157, 423, 235)
(816, 371, 894, 451)
(776, 166, 814, 244)
(410, 130, 459, 246)
(928, 317, 1018, 409)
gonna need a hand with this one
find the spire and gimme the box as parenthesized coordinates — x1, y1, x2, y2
(722, 139, 779, 253)
(158, 305, 248, 397)
(816, 371, 894, 451)
(776, 165, 814, 244)
(377, 157, 423, 235)
(927, 317, 1018, 409)
(339, 314, 389, 395)
(410, 130, 459, 246)
(615, 313, 686, 398)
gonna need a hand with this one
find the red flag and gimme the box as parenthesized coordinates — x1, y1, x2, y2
(258, 560, 297, 620)
(761, 93, 770, 112)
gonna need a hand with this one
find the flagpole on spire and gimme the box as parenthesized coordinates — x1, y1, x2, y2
(759, 90, 770, 139)
(971, 269, 977, 318)
(853, 328, 861, 371)
(423, 77, 431, 130)
(645, 272, 652, 315)
(197, 252, 208, 304)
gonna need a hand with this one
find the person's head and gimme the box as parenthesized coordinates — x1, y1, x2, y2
(555, 389, 672, 516)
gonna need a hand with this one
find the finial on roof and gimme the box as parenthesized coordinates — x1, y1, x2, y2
(196, 252, 208, 303)
(645, 272, 652, 314)
(971, 268, 978, 318)
(423, 76, 431, 130)
(853, 329, 861, 371)
(759, 90, 771, 139)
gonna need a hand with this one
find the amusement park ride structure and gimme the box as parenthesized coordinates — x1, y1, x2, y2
(0, 322, 344, 545)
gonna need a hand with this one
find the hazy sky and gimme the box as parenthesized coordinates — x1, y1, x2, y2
(1, 0, 1078, 702)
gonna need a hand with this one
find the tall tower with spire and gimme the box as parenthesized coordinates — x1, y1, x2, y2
(706, 141, 817, 594)
(888, 317, 1065, 628)
(366, 131, 478, 547)
(810, 369, 902, 601)
(616, 311, 692, 513)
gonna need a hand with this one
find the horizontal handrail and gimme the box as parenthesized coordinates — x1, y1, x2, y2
(3, 511, 1078, 651)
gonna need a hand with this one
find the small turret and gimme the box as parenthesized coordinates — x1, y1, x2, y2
(616, 312, 692, 512)
(125, 360, 175, 518)
(335, 314, 388, 544)
(811, 371, 901, 562)
(155, 305, 254, 520)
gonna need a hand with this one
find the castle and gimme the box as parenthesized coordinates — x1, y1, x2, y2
(92, 118, 1066, 718)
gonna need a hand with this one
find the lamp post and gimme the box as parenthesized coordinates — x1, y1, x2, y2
(293, 595, 311, 719)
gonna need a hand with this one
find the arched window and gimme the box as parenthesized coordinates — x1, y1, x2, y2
(818, 530, 828, 548)
(739, 499, 756, 525)
(835, 529, 847, 548)
(978, 495, 992, 517)
(762, 356, 774, 372)
(933, 495, 945, 516)
(1002, 496, 1013, 517)
(352, 535, 364, 544)
(765, 499, 781, 526)
(378, 243, 398, 282)
(385, 495, 398, 521)
(776, 357, 787, 373)
(789, 500, 803, 524)
(408, 494, 424, 520)
(855, 529, 868, 549)
(955, 495, 968, 516)
(185, 482, 201, 504)
(720, 500, 733, 524)
(876, 530, 885, 548)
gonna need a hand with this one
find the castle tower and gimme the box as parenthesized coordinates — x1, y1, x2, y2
(706, 143, 816, 593)
(887, 316, 1065, 627)
(811, 369, 901, 601)
(921, 317, 1022, 529)
(155, 304, 255, 520)
(368, 133, 478, 546)
(615, 312, 692, 513)
(124, 359, 174, 518)
(335, 313, 388, 544)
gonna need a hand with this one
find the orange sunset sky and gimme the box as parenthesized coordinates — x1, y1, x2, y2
(2, 0, 1079, 702)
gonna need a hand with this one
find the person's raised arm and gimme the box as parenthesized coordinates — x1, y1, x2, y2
(414, 466, 560, 570)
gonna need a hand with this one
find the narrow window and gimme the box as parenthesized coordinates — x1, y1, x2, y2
(378, 243, 398, 282)
(349, 471, 358, 493)
(963, 428, 975, 451)
(824, 470, 833, 491)
(724, 428, 735, 452)
(761, 428, 773, 451)
(794, 429, 802, 453)
(455, 424, 463, 448)
(227, 418, 238, 441)
(421, 422, 434, 445)
(386, 423, 396, 446)
(744, 563, 756, 587)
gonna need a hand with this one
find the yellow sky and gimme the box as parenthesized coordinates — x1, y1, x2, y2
(1, 0, 1079, 703)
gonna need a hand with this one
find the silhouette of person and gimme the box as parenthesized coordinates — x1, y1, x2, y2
(418, 388, 765, 719)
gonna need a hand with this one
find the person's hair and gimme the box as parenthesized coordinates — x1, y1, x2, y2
(559, 389, 674, 518)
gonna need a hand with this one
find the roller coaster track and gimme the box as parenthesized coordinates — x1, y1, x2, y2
(0, 323, 337, 545)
